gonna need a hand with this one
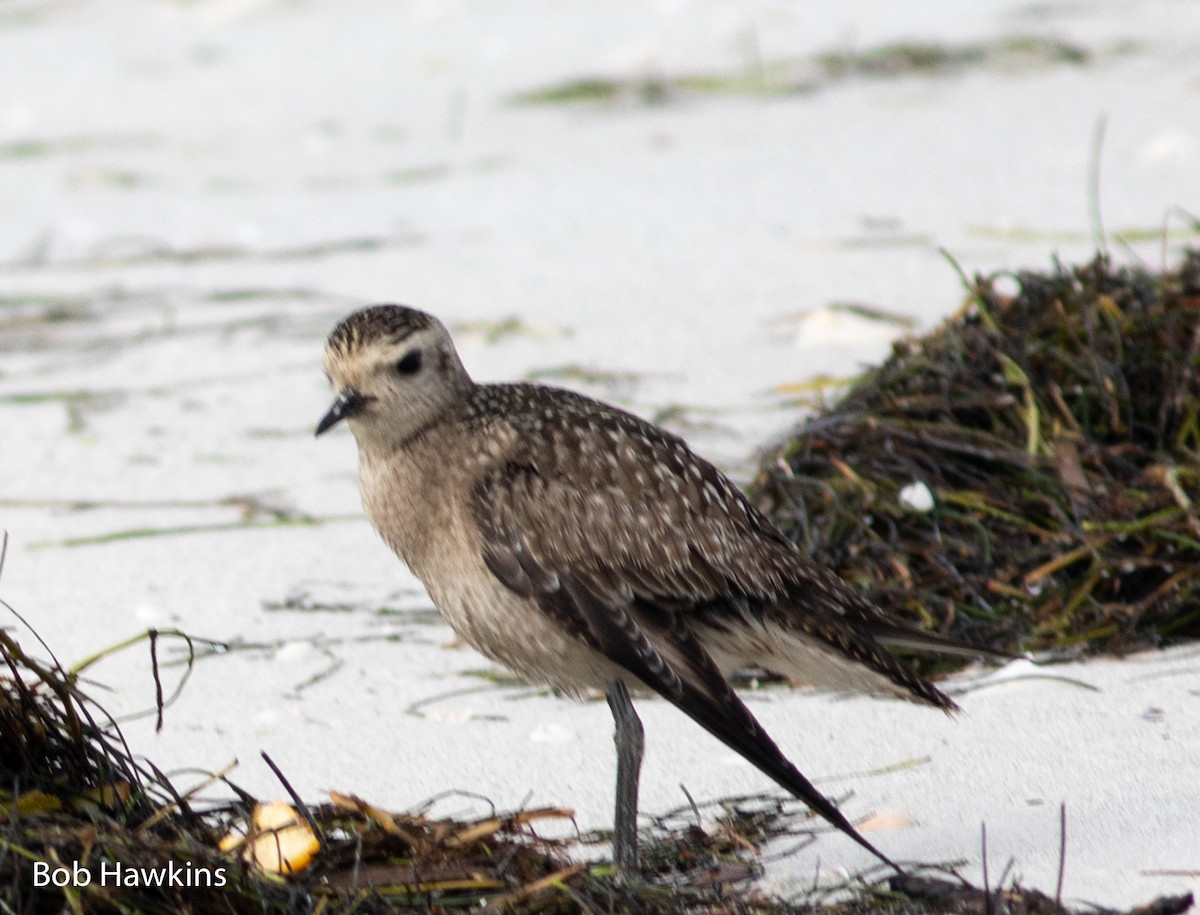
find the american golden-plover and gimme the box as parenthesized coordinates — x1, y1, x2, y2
(316, 304, 964, 870)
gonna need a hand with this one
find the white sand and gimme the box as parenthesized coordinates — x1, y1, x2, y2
(1, 0, 1198, 906)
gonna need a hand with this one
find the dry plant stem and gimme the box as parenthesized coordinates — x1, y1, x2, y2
(1057, 802, 1067, 908)
(261, 750, 324, 843)
(982, 821, 992, 915)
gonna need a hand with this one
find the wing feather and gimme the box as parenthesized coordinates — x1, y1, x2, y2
(470, 409, 966, 708)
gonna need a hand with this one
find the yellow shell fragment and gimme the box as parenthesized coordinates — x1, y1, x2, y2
(220, 801, 319, 874)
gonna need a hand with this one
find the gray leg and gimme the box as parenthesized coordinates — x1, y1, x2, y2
(606, 678, 644, 870)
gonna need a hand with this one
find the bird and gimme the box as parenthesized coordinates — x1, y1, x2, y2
(315, 303, 966, 872)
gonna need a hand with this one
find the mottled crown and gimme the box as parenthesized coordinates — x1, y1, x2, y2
(326, 304, 434, 354)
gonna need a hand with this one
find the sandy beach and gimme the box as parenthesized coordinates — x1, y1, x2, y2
(2, 0, 1198, 906)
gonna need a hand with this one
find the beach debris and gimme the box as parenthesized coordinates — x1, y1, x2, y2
(753, 252, 1200, 665)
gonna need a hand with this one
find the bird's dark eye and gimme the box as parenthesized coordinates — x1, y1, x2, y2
(395, 350, 422, 375)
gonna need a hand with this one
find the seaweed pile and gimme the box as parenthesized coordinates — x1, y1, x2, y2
(752, 253, 1200, 662)
(0, 624, 580, 913)
(1, 628, 254, 913)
